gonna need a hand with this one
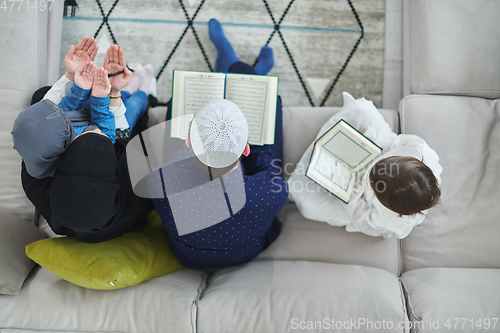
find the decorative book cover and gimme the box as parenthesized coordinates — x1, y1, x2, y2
(306, 119, 382, 203)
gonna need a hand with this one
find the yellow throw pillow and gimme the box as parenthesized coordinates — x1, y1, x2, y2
(26, 211, 185, 290)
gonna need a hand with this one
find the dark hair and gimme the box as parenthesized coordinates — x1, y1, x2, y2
(369, 156, 441, 216)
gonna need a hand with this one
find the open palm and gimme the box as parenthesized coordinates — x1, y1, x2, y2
(74, 61, 95, 90)
(64, 37, 98, 80)
(104, 45, 132, 91)
(91, 67, 111, 98)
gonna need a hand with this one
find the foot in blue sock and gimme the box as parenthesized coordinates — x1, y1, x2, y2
(254, 46, 274, 75)
(209, 18, 240, 72)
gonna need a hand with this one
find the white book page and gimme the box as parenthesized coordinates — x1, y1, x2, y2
(171, 71, 226, 139)
(318, 120, 381, 172)
(225, 74, 277, 145)
(306, 146, 354, 202)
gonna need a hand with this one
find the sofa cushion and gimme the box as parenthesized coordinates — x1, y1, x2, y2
(402, 267, 500, 333)
(0, 266, 207, 332)
(256, 202, 400, 276)
(26, 211, 185, 290)
(197, 261, 409, 333)
(0, 214, 44, 295)
(404, 0, 500, 98)
(400, 95, 500, 271)
(0, 7, 52, 219)
(0, 9, 48, 92)
(0, 89, 35, 220)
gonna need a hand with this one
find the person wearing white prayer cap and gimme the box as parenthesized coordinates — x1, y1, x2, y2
(147, 21, 288, 267)
(188, 99, 250, 176)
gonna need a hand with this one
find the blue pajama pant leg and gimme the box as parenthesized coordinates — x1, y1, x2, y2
(121, 90, 149, 133)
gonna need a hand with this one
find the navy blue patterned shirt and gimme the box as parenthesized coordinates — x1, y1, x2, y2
(149, 141, 288, 268)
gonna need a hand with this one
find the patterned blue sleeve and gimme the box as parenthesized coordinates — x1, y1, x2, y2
(58, 83, 91, 111)
(89, 95, 116, 144)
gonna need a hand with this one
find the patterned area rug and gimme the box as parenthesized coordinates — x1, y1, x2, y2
(60, 0, 385, 107)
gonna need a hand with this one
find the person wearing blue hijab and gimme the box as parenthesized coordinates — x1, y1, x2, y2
(12, 64, 114, 178)
(12, 99, 76, 179)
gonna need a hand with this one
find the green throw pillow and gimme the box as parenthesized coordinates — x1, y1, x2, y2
(26, 211, 185, 290)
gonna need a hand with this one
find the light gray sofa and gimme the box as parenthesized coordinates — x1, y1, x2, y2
(1, 1, 499, 332)
(398, 1, 500, 331)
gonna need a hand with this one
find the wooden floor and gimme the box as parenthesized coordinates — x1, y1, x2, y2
(60, 0, 385, 107)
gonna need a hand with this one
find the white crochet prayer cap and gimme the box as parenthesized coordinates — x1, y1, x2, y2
(190, 99, 249, 168)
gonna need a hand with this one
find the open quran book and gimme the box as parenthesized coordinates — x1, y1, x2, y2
(306, 119, 382, 203)
(170, 70, 278, 145)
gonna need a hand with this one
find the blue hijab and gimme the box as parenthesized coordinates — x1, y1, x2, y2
(12, 99, 75, 179)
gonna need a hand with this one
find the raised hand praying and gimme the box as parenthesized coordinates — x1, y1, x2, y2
(64, 36, 99, 81)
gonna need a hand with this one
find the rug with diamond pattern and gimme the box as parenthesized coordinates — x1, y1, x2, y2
(60, 0, 385, 107)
